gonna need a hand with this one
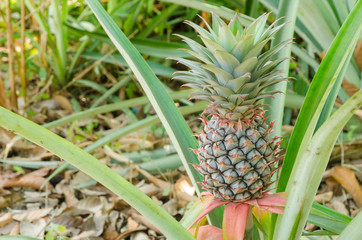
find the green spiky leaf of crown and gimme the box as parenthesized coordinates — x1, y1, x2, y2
(173, 13, 290, 121)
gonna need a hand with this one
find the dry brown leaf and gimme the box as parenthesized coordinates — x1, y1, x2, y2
(0, 77, 11, 109)
(0, 192, 22, 209)
(23, 191, 58, 208)
(351, 159, 362, 182)
(330, 142, 362, 163)
(13, 208, 52, 222)
(137, 183, 159, 196)
(175, 176, 195, 196)
(75, 197, 103, 214)
(122, 167, 139, 179)
(354, 39, 362, 71)
(0, 197, 7, 209)
(69, 171, 93, 187)
(127, 217, 139, 231)
(325, 177, 338, 188)
(342, 80, 359, 97)
(0, 212, 13, 227)
(0, 128, 34, 151)
(20, 219, 46, 238)
(103, 147, 130, 163)
(320, 50, 326, 60)
(9, 221, 20, 235)
(0, 221, 20, 235)
(177, 192, 198, 207)
(64, 170, 78, 182)
(116, 133, 154, 151)
(97, 114, 124, 129)
(60, 184, 78, 207)
(79, 187, 108, 196)
(52, 214, 84, 229)
(137, 167, 170, 191)
(327, 200, 349, 216)
(131, 232, 151, 240)
(103, 211, 119, 240)
(331, 166, 362, 207)
(1, 174, 52, 190)
(314, 191, 333, 204)
(352, 109, 362, 119)
(27, 167, 52, 177)
(130, 212, 161, 234)
(70, 230, 97, 240)
(53, 94, 73, 113)
(162, 199, 178, 215)
(305, 222, 317, 232)
(81, 214, 106, 237)
(115, 228, 146, 240)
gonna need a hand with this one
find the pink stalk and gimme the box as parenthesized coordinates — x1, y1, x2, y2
(188, 192, 288, 240)
(223, 203, 250, 240)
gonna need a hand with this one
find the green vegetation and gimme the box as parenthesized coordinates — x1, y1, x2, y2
(0, 0, 361, 239)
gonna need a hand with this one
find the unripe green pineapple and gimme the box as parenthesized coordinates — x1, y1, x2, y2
(173, 13, 290, 202)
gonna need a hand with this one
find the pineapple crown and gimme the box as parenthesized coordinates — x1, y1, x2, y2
(173, 13, 291, 120)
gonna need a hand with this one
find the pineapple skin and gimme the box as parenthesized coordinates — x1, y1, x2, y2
(194, 114, 281, 202)
(174, 13, 290, 202)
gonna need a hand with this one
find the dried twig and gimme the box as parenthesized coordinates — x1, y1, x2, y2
(21, 0, 27, 100)
(5, 0, 18, 110)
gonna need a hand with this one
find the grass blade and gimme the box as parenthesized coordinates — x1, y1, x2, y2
(264, 0, 300, 136)
(0, 107, 195, 240)
(44, 90, 193, 129)
(315, 42, 356, 131)
(338, 211, 362, 240)
(307, 202, 352, 234)
(161, 0, 254, 26)
(0, 236, 41, 240)
(79, 52, 176, 77)
(266, 1, 300, 236)
(275, 89, 362, 238)
(90, 76, 131, 108)
(245, 0, 259, 18)
(137, 4, 179, 38)
(85, 0, 226, 226)
(277, 0, 362, 193)
(51, 0, 67, 84)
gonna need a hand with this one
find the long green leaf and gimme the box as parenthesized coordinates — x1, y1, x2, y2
(137, 4, 179, 38)
(0, 107, 194, 240)
(161, 0, 254, 25)
(79, 52, 176, 77)
(307, 202, 352, 234)
(275, 89, 362, 239)
(337, 211, 362, 240)
(44, 89, 193, 129)
(25, 0, 64, 85)
(315, 43, 355, 131)
(260, 0, 361, 88)
(264, 0, 300, 137)
(51, 0, 67, 84)
(66, 24, 190, 58)
(0, 236, 41, 240)
(267, 1, 300, 237)
(85, 0, 224, 226)
(91, 76, 131, 108)
(245, 0, 259, 18)
(277, 0, 362, 193)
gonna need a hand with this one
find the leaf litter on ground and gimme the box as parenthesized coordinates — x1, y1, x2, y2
(0, 92, 361, 239)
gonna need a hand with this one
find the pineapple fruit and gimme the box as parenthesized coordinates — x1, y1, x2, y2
(174, 13, 290, 202)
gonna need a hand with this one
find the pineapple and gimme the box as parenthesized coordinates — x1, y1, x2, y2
(173, 13, 289, 202)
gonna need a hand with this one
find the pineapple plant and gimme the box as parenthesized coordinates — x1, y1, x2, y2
(174, 13, 290, 202)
